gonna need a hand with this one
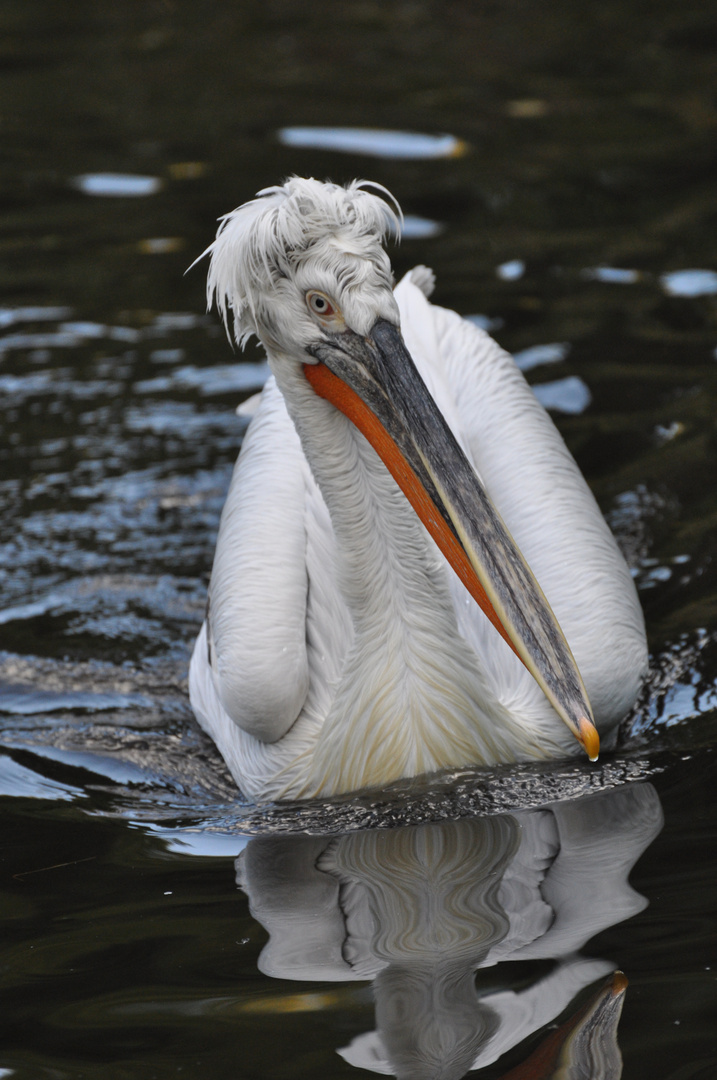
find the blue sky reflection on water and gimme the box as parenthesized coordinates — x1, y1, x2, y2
(277, 127, 468, 159)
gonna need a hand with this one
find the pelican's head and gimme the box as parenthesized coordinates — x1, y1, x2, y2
(200, 177, 600, 763)
(203, 176, 402, 357)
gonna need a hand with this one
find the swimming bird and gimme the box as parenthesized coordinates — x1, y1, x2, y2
(188, 177, 647, 802)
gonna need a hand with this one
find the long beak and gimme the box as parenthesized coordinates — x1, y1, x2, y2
(304, 318, 599, 760)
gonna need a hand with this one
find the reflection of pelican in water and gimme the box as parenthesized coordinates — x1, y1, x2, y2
(189, 177, 648, 801)
(499, 971, 629, 1080)
(237, 784, 662, 1078)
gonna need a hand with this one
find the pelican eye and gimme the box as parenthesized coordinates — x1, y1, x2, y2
(306, 291, 336, 318)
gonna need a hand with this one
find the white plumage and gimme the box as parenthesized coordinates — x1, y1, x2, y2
(189, 178, 647, 801)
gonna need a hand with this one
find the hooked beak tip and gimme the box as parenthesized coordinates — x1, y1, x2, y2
(578, 716, 600, 761)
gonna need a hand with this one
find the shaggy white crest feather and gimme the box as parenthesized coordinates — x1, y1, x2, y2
(202, 176, 402, 348)
(188, 177, 648, 801)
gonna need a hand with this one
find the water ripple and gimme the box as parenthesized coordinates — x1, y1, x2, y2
(277, 127, 467, 159)
(71, 173, 164, 197)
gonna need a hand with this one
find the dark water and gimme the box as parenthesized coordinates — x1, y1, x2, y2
(1, 1, 717, 1077)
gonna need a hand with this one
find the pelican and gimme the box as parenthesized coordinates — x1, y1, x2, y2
(188, 177, 647, 801)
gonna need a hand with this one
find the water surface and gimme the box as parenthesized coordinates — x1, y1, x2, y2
(1, 2, 716, 1077)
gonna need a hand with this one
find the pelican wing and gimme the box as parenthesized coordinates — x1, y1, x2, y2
(394, 272, 647, 733)
(206, 377, 311, 742)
